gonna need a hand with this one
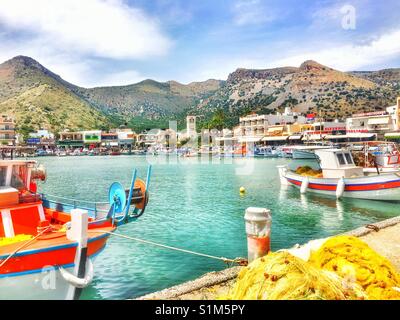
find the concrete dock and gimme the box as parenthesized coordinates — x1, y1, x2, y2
(137, 216, 400, 300)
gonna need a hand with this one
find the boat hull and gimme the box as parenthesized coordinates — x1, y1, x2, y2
(0, 225, 111, 299)
(282, 170, 400, 201)
(0, 265, 76, 300)
(292, 149, 318, 159)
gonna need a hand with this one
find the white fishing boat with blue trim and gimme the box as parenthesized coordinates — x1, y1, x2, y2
(278, 149, 400, 201)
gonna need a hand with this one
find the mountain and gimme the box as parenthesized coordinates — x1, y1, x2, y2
(73, 78, 224, 119)
(0, 56, 399, 135)
(0, 56, 224, 134)
(350, 69, 400, 89)
(191, 60, 400, 127)
(0, 56, 111, 136)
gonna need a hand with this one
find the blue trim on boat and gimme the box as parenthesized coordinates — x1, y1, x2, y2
(287, 177, 400, 191)
(346, 179, 400, 187)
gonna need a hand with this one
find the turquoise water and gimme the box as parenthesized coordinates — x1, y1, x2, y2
(36, 155, 399, 299)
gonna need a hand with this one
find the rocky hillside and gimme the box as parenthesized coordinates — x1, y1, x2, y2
(73, 78, 223, 120)
(0, 56, 224, 134)
(192, 60, 400, 127)
(350, 69, 400, 90)
(0, 56, 399, 134)
(0, 56, 111, 136)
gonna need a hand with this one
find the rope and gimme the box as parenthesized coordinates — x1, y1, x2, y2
(0, 226, 53, 269)
(365, 224, 380, 232)
(89, 229, 247, 266)
(41, 193, 108, 205)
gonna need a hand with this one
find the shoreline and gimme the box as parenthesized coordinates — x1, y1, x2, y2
(136, 215, 400, 300)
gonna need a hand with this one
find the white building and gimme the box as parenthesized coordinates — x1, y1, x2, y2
(238, 108, 307, 142)
(116, 129, 136, 149)
(29, 130, 54, 140)
(346, 98, 400, 138)
(137, 129, 161, 148)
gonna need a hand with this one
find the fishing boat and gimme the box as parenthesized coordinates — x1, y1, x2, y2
(277, 149, 400, 201)
(276, 146, 294, 158)
(350, 141, 400, 174)
(291, 145, 332, 160)
(0, 159, 151, 299)
(254, 146, 279, 158)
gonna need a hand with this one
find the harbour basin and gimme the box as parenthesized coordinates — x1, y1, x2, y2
(36, 155, 400, 299)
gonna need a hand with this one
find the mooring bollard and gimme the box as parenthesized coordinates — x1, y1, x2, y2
(244, 207, 272, 263)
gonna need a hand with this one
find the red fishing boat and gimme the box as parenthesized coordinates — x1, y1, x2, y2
(0, 159, 151, 299)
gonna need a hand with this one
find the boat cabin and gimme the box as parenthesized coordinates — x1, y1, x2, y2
(0, 160, 45, 238)
(314, 149, 364, 178)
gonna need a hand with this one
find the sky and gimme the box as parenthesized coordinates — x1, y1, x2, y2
(0, 0, 399, 87)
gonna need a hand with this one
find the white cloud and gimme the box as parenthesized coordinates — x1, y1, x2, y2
(186, 27, 400, 83)
(270, 28, 400, 71)
(0, 0, 171, 59)
(232, 0, 275, 26)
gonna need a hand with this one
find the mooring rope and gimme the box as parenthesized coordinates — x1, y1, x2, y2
(89, 230, 247, 266)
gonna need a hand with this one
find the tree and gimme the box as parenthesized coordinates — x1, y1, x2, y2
(207, 109, 225, 130)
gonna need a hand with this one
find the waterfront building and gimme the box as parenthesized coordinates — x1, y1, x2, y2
(238, 108, 307, 144)
(383, 97, 400, 142)
(302, 120, 347, 142)
(82, 130, 102, 149)
(214, 129, 239, 153)
(346, 98, 400, 140)
(101, 132, 118, 148)
(116, 128, 136, 150)
(27, 130, 56, 149)
(0, 115, 16, 146)
(58, 131, 84, 149)
(137, 129, 161, 148)
(156, 128, 178, 149)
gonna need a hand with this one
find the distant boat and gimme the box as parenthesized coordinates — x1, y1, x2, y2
(292, 145, 332, 160)
(254, 146, 279, 158)
(350, 141, 400, 174)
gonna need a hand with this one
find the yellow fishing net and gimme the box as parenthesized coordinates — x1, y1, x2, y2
(0, 234, 33, 247)
(309, 236, 400, 300)
(295, 166, 323, 178)
(226, 251, 366, 300)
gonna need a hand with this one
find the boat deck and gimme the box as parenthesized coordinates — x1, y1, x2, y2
(137, 216, 400, 300)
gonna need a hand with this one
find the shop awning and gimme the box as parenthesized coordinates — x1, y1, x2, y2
(384, 132, 400, 139)
(288, 135, 302, 140)
(324, 134, 348, 139)
(262, 136, 289, 141)
(267, 126, 284, 133)
(367, 117, 390, 125)
(304, 135, 325, 140)
(238, 136, 262, 143)
(347, 133, 376, 138)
